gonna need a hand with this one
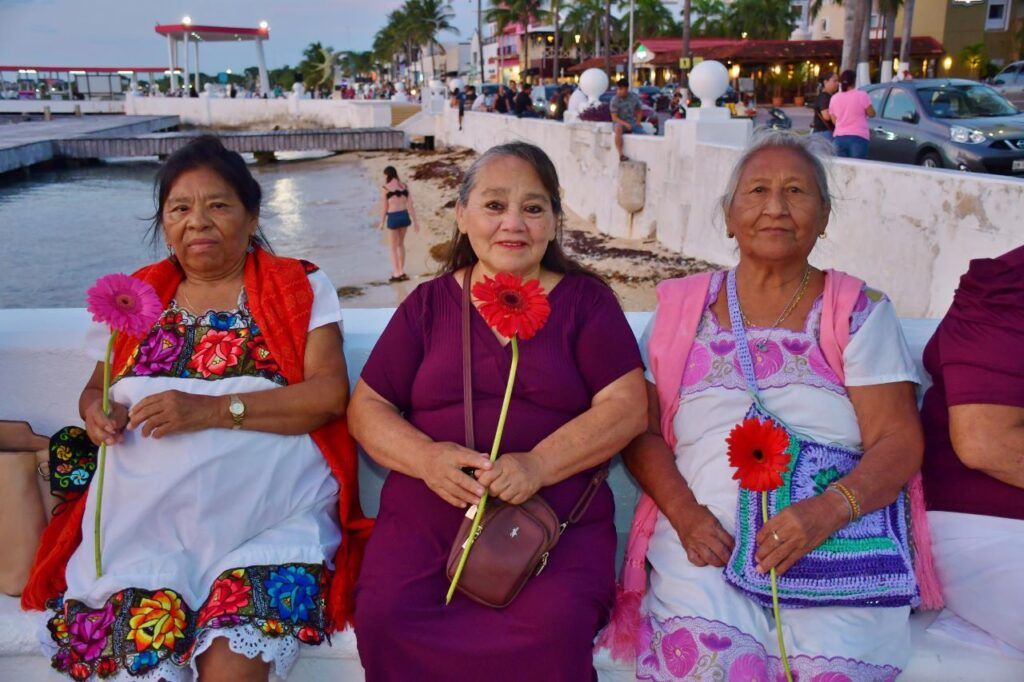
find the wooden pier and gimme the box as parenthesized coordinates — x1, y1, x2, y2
(54, 128, 405, 160)
(0, 115, 180, 174)
(0, 116, 405, 175)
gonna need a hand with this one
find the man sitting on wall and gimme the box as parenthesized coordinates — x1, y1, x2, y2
(610, 78, 644, 162)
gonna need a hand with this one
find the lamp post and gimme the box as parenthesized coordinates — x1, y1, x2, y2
(627, 0, 635, 87)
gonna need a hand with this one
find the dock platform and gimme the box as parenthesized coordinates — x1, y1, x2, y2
(0, 115, 179, 174)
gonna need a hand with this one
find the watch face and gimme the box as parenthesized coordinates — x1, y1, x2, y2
(230, 399, 244, 416)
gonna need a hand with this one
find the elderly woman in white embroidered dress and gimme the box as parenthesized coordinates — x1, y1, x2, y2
(606, 131, 928, 681)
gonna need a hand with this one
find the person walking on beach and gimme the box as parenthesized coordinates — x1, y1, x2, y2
(379, 166, 420, 282)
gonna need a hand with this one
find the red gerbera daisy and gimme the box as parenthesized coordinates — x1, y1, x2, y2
(471, 272, 551, 341)
(725, 417, 792, 492)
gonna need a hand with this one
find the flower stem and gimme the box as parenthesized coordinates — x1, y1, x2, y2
(94, 331, 115, 578)
(446, 335, 520, 605)
(763, 491, 793, 682)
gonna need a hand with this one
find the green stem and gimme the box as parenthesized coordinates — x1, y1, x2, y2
(94, 331, 116, 578)
(764, 491, 793, 682)
(446, 335, 520, 605)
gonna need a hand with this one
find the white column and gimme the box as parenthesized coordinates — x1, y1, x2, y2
(130, 71, 139, 93)
(167, 35, 179, 92)
(194, 40, 201, 92)
(182, 31, 190, 93)
(255, 38, 270, 95)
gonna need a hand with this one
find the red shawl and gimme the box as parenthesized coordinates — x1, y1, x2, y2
(22, 248, 373, 629)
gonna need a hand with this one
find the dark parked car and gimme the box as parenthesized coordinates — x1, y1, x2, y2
(862, 79, 1024, 176)
(991, 61, 1024, 109)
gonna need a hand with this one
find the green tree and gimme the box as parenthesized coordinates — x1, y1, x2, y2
(959, 42, 988, 78)
(726, 0, 796, 40)
(301, 43, 344, 90)
(485, 0, 552, 83)
(691, 0, 727, 37)
(618, 0, 678, 39)
(409, 0, 459, 76)
(563, 0, 606, 60)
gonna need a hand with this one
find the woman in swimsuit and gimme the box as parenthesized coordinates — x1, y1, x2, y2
(379, 166, 419, 282)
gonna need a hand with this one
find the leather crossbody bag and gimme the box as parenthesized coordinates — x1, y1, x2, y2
(445, 268, 607, 608)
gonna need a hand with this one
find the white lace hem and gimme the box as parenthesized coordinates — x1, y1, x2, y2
(60, 624, 301, 681)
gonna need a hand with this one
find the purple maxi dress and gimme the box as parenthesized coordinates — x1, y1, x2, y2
(354, 272, 642, 681)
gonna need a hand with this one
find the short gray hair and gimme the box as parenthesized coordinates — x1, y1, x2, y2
(720, 129, 833, 216)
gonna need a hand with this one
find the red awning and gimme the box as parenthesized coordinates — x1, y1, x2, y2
(567, 36, 945, 74)
(154, 24, 269, 41)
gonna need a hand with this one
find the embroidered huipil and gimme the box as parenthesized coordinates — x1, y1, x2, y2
(51, 269, 343, 681)
(637, 271, 921, 682)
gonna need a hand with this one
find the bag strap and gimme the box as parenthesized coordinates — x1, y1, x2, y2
(462, 267, 475, 451)
(461, 264, 605, 526)
(726, 268, 762, 400)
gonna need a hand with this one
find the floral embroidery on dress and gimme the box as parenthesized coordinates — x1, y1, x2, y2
(48, 426, 98, 496)
(116, 293, 288, 387)
(636, 614, 900, 682)
(680, 272, 889, 398)
(47, 564, 328, 680)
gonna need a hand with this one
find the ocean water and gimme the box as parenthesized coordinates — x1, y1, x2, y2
(0, 153, 387, 308)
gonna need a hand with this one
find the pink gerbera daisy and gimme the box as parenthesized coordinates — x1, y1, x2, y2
(86, 273, 163, 338)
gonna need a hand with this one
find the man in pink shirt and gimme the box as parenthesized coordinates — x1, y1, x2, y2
(828, 70, 877, 158)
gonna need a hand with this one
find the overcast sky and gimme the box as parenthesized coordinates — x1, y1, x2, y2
(0, 0, 479, 73)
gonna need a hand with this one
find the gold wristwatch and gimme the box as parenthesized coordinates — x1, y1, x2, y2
(228, 394, 246, 430)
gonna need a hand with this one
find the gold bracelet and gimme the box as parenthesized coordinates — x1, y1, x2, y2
(828, 482, 861, 521)
(825, 487, 854, 523)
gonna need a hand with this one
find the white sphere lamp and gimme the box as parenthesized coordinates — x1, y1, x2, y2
(689, 60, 729, 108)
(578, 68, 608, 103)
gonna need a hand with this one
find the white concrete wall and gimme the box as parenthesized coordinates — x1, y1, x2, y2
(435, 108, 1024, 318)
(124, 94, 392, 129)
(0, 100, 124, 115)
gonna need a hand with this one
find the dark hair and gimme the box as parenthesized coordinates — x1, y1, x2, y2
(839, 70, 856, 91)
(617, 78, 629, 88)
(148, 135, 270, 249)
(819, 71, 836, 87)
(442, 142, 605, 285)
(384, 165, 400, 182)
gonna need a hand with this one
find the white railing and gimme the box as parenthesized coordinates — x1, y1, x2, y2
(434, 108, 1024, 318)
(124, 94, 393, 128)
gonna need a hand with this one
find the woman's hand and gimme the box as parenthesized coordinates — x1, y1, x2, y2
(84, 398, 129, 446)
(417, 442, 493, 508)
(411, 220, 420, 233)
(475, 452, 546, 505)
(128, 390, 222, 439)
(669, 503, 735, 568)
(755, 492, 849, 575)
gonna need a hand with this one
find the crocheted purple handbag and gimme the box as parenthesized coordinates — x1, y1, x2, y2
(721, 269, 919, 609)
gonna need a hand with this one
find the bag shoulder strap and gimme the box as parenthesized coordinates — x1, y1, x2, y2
(462, 268, 475, 451)
(461, 265, 605, 527)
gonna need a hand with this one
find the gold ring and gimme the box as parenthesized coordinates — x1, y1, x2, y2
(772, 531, 782, 543)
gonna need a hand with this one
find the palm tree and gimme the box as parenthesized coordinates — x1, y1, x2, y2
(959, 43, 987, 78)
(485, 0, 551, 83)
(898, 0, 916, 72)
(725, 0, 797, 40)
(841, 0, 870, 73)
(879, 0, 901, 81)
(604, 0, 612, 75)
(562, 0, 605, 60)
(617, 0, 678, 38)
(551, 0, 562, 82)
(691, 0, 727, 37)
(299, 42, 343, 90)
(409, 0, 460, 78)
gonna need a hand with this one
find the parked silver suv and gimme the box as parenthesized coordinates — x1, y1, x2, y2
(992, 61, 1024, 108)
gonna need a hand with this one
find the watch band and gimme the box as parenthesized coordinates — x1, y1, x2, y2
(229, 394, 245, 430)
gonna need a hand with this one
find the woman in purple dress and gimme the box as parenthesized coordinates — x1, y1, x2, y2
(349, 142, 647, 681)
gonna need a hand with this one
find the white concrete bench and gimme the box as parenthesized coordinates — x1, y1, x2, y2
(1, 309, 1022, 680)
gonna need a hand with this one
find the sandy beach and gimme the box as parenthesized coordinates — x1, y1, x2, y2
(348, 148, 717, 311)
